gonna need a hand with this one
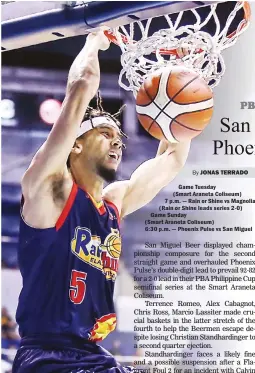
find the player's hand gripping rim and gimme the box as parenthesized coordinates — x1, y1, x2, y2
(87, 27, 111, 51)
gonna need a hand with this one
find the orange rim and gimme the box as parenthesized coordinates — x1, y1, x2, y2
(104, 1, 250, 56)
(227, 1, 250, 39)
(104, 29, 178, 55)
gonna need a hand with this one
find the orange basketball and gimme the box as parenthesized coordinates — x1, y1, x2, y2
(136, 66, 213, 142)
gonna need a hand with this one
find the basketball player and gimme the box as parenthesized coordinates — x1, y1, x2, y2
(13, 30, 190, 373)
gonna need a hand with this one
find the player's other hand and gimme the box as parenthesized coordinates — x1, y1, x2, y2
(176, 46, 203, 69)
(176, 47, 188, 59)
(87, 28, 111, 51)
(176, 46, 201, 59)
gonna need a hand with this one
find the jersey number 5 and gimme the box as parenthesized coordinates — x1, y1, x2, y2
(69, 270, 87, 304)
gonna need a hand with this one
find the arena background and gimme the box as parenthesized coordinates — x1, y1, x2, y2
(1, 1, 255, 371)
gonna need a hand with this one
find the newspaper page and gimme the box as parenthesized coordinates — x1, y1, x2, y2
(1, 2, 255, 373)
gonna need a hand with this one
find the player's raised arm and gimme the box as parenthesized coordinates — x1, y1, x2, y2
(103, 139, 190, 218)
(22, 30, 110, 197)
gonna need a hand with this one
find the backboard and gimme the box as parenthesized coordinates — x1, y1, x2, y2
(2, 1, 219, 51)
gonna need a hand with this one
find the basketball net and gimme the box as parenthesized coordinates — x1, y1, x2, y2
(105, 1, 250, 97)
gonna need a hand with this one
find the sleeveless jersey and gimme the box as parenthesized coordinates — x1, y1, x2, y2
(16, 182, 121, 342)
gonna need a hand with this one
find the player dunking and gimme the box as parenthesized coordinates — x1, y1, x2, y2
(13, 30, 190, 373)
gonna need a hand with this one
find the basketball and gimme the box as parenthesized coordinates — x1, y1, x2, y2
(136, 66, 214, 142)
(107, 236, 121, 258)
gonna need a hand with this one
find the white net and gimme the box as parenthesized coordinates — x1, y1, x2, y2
(108, 1, 250, 96)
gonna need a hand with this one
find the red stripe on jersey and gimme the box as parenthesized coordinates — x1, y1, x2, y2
(56, 182, 78, 231)
(98, 203, 106, 215)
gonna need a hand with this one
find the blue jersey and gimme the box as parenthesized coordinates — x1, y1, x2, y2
(16, 182, 121, 343)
